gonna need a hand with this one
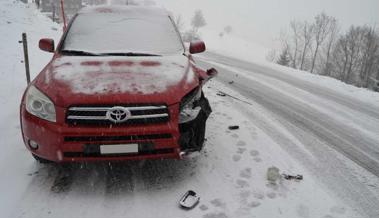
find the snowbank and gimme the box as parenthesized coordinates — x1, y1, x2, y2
(0, 1, 61, 217)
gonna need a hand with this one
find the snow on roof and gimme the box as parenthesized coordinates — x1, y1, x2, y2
(78, 5, 170, 17)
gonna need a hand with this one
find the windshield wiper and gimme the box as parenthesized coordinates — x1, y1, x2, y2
(99, 52, 161, 57)
(61, 50, 100, 56)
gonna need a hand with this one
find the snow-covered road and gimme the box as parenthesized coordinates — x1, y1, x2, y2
(196, 53, 379, 217)
(1, 2, 379, 218)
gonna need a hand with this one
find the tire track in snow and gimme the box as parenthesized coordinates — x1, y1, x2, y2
(198, 52, 379, 120)
(197, 58, 379, 177)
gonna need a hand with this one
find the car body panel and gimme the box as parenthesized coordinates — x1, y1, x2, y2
(20, 6, 213, 163)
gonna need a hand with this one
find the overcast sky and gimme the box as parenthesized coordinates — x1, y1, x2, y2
(154, 0, 379, 47)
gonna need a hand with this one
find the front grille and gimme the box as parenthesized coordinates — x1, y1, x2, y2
(66, 105, 169, 126)
(64, 134, 172, 142)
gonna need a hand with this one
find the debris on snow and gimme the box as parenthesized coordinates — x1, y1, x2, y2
(228, 125, 240, 130)
(179, 190, 200, 209)
(216, 91, 227, 97)
(282, 174, 303, 181)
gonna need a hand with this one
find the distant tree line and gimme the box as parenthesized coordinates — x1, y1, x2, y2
(174, 10, 207, 42)
(275, 13, 379, 91)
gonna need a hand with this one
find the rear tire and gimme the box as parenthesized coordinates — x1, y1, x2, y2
(32, 154, 52, 164)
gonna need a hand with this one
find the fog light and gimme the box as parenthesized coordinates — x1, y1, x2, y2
(29, 140, 39, 150)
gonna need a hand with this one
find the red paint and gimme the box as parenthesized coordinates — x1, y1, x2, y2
(140, 61, 161, 67)
(109, 60, 134, 67)
(55, 62, 72, 67)
(81, 61, 103, 66)
(20, 7, 213, 163)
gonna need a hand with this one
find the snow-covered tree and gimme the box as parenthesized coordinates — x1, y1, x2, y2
(191, 10, 206, 33)
(224, 25, 232, 34)
(174, 14, 185, 35)
(277, 46, 291, 67)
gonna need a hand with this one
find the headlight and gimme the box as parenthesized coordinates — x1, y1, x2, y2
(25, 85, 56, 122)
(179, 88, 202, 124)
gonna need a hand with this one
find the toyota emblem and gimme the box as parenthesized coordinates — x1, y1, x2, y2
(106, 106, 131, 123)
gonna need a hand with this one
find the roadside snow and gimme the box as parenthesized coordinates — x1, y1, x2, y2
(198, 39, 379, 107)
(267, 63, 379, 107)
(207, 61, 379, 140)
(0, 1, 61, 217)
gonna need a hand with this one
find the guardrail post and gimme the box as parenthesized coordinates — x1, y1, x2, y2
(20, 33, 31, 85)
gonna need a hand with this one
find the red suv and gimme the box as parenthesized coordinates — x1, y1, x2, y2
(20, 6, 216, 163)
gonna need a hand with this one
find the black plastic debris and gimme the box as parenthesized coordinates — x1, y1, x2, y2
(179, 190, 200, 209)
(216, 91, 226, 97)
(228, 125, 240, 130)
(282, 174, 303, 181)
(228, 81, 234, 85)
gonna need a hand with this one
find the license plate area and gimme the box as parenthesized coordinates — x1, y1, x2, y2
(100, 144, 138, 154)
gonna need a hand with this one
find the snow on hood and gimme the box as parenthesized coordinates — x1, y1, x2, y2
(45, 55, 195, 95)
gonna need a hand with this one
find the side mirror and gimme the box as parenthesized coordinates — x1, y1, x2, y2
(39, 38, 55, 53)
(189, 40, 206, 54)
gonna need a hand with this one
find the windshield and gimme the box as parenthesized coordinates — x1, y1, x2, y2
(62, 12, 184, 55)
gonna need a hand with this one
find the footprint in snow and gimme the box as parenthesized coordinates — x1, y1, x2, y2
(266, 192, 277, 199)
(249, 150, 259, 156)
(203, 212, 228, 218)
(249, 131, 258, 140)
(236, 179, 249, 188)
(199, 204, 209, 211)
(210, 198, 226, 208)
(266, 183, 279, 191)
(237, 148, 246, 154)
(330, 206, 346, 214)
(253, 157, 262, 163)
(253, 192, 265, 200)
(232, 154, 241, 162)
(248, 201, 261, 208)
(239, 190, 251, 200)
(236, 140, 246, 146)
(296, 204, 310, 218)
(231, 133, 239, 138)
(239, 168, 252, 179)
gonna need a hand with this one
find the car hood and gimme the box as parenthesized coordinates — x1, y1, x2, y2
(35, 55, 199, 107)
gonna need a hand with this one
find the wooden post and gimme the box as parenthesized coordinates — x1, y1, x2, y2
(21, 33, 31, 85)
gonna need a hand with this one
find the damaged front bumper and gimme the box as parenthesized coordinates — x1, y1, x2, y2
(179, 94, 212, 152)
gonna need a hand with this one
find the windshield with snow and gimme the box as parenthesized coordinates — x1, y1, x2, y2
(62, 12, 183, 55)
